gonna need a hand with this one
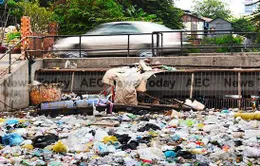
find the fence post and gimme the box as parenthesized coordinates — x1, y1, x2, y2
(238, 72, 242, 109)
(79, 35, 82, 58)
(230, 31, 233, 55)
(156, 33, 159, 56)
(180, 31, 183, 56)
(152, 33, 154, 56)
(34, 38, 36, 56)
(8, 48, 11, 74)
(189, 73, 195, 99)
(71, 72, 75, 92)
(127, 34, 130, 57)
(41, 37, 44, 51)
(160, 33, 163, 56)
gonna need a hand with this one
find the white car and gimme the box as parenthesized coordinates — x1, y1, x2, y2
(53, 21, 183, 57)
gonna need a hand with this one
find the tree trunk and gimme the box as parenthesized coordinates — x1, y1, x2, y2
(0, 1, 8, 45)
(0, 12, 9, 45)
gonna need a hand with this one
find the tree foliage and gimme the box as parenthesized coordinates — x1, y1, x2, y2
(2, 0, 184, 35)
(251, 5, 260, 30)
(192, 0, 231, 19)
(250, 5, 260, 42)
(51, 0, 183, 35)
(231, 17, 255, 32)
(17, 1, 53, 33)
(0, 0, 20, 44)
(201, 35, 243, 52)
(124, 0, 183, 29)
(51, 0, 123, 35)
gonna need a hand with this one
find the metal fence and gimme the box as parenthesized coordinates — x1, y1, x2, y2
(1, 29, 260, 75)
(35, 68, 260, 109)
(25, 29, 260, 57)
(0, 37, 25, 76)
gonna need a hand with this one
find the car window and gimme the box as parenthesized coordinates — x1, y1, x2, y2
(102, 24, 140, 35)
(149, 23, 172, 31)
(87, 24, 112, 35)
(136, 22, 173, 33)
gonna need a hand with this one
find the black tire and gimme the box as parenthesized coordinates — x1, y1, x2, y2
(65, 52, 88, 58)
(136, 44, 156, 57)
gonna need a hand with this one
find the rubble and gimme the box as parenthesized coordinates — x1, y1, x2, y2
(0, 108, 258, 165)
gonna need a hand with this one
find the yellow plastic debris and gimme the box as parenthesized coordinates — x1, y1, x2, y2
(91, 155, 100, 159)
(18, 119, 26, 123)
(197, 123, 204, 130)
(22, 144, 34, 150)
(0, 118, 5, 123)
(52, 141, 68, 153)
(234, 113, 260, 120)
(148, 131, 158, 137)
(102, 136, 118, 144)
(85, 142, 94, 152)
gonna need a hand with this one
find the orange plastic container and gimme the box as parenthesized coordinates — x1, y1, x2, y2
(29, 83, 62, 105)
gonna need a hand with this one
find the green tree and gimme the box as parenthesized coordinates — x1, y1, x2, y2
(251, 5, 260, 29)
(231, 17, 255, 32)
(0, 0, 20, 44)
(127, 0, 183, 29)
(250, 5, 260, 43)
(17, 1, 53, 33)
(51, 0, 126, 35)
(51, 0, 159, 35)
(192, 0, 231, 19)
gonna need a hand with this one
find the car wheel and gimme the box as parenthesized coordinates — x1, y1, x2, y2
(65, 52, 88, 58)
(137, 50, 153, 57)
(137, 45, 157, 57)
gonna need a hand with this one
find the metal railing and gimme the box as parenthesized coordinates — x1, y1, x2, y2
(24, 29, 260, 58)
(2, 29, 260, 75)
(0, 37, 26, 76)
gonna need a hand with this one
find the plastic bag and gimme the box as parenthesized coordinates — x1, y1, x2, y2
(102, 136, 118, 144)
(244, 147, 260, 157)
(22, 144, 34, 150)
(5, 119, 19, 126)
(94, 129, 108, 142)
(164, 150, 176, 158)
(2, 133, 24, 146)
(138, 147, 164, 161)
(32, 134, 58, 149)
(93, 142, 108, 154)
(52, 141, 68, 153)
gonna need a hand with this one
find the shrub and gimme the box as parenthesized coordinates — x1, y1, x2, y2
(201, 35, 243, 53)
(6, 32, 21, 43)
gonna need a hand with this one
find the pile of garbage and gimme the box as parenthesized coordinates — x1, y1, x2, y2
(0, 108, 259, 165)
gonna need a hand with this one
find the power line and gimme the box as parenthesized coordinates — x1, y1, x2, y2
(245, 0, 260, 6)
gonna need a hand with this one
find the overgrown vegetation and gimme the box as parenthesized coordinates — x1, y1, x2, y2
(250, 4, 260, 43)
(50, 0, 183, 35)
(0, 0, 20, 44)
(6, 31, 20, 43)
(0, 0, 183, 36)
(192, 0, 231, 19)
(201, 35, 243, 53)
(17, 1, 53, 33)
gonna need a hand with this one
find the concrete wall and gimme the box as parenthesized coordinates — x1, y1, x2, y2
(43, 54, 260, 69)
(0, 59, 43, 111)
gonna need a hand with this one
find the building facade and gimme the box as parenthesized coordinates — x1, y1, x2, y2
(182, 12, 206, 39)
